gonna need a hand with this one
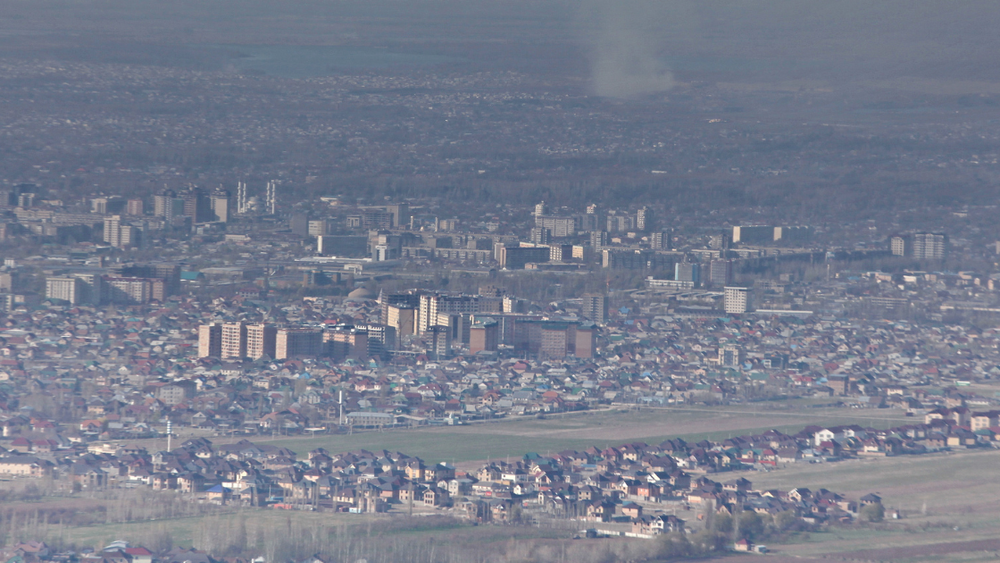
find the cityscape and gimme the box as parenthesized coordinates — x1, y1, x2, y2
(2, 1, 1000, 562)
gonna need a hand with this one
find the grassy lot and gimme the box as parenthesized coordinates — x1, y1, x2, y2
(250, 405, 911, 463)
(748, 447, 1000, 559)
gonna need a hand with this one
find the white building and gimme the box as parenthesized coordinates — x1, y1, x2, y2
(724, 286, 750, 314)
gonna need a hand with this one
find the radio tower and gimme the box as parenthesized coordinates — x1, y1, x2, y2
(266, 181, 277, 215)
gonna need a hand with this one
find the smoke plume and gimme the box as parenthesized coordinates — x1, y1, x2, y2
(584, 0, 675, 98)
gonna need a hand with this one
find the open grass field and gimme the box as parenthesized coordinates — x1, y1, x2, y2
(205, 404, 913, 465)
(747, 447, 1000, 561)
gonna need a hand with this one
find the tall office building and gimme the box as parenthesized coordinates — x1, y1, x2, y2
(581, 293, 608, 325)
(198, 323, 223, 358)
(724, 287, 751, 315)
(246, 323, 277, 360)
(221, 322, 247, 360)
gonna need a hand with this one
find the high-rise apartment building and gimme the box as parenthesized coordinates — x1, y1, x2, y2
(246, 323, 277, 360)
(427, 325, 451, 360)
(417, 293, 501, 334)
(221, 322, 247, 360)
(636, 206, 652, 231)
(198, 323, 223, 358)
(708, 260, 733, 287)
(581, 293, 608, 325)
(126, 199, 144, 216)
(890, 236, 907, 257)
(575, 323, 597, 359)
(724, 286, 751, 315)
(324, 325, 370, 362)
(912, 232, 947, 260)
(275, 328, 322, 359)
(675, 262, 701, 286)
(103, 215, 121, 247)
(104, 277, 152, 304)
(469, 318, 499, 354)
(45, 277, 83, 305)
(529, 227, 551, 245)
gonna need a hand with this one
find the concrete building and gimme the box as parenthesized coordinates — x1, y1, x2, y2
(221, 322, 247, 360)
(45, 277, 83, 305)
(708, 260, 733, 287)
(724, 287, 751, 315)
(912, 232, 947, 260)
(719, 345, 745, 369)
(539, 323, 574, 358)
(276, 329, 323, 359)
(575, 323, 597, 359)
(469, 318, 499, 354)
(636, 206, 652, 231)
(427, 325, 451, 360)
(732, 225, 774, 245)
(355, 323, 395, 358)
(324, 325, 370, 361)
(198, 323, 223, 358)
(126, 199, 144, 216)
(650, 231, 671, 250)
(308, 219, 330, 237)
(317, 235, 368, 257)
(103, 277, 152, 304)
(581, 293, 608, 325)
(210, 192, 229, 223)
(890, 236, 907, 257)
(499, 246, 550, 270)
(246, 323, 277, 360)
(674, 262, 700, 286)
(103, 215, 121, 247)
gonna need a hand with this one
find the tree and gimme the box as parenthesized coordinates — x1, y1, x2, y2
(860, 502, 885, 523)
(738, 511, 765, 541)
(774, 509, 799, 531)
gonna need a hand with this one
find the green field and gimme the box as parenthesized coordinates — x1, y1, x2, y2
(245, 405, 912, 464)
